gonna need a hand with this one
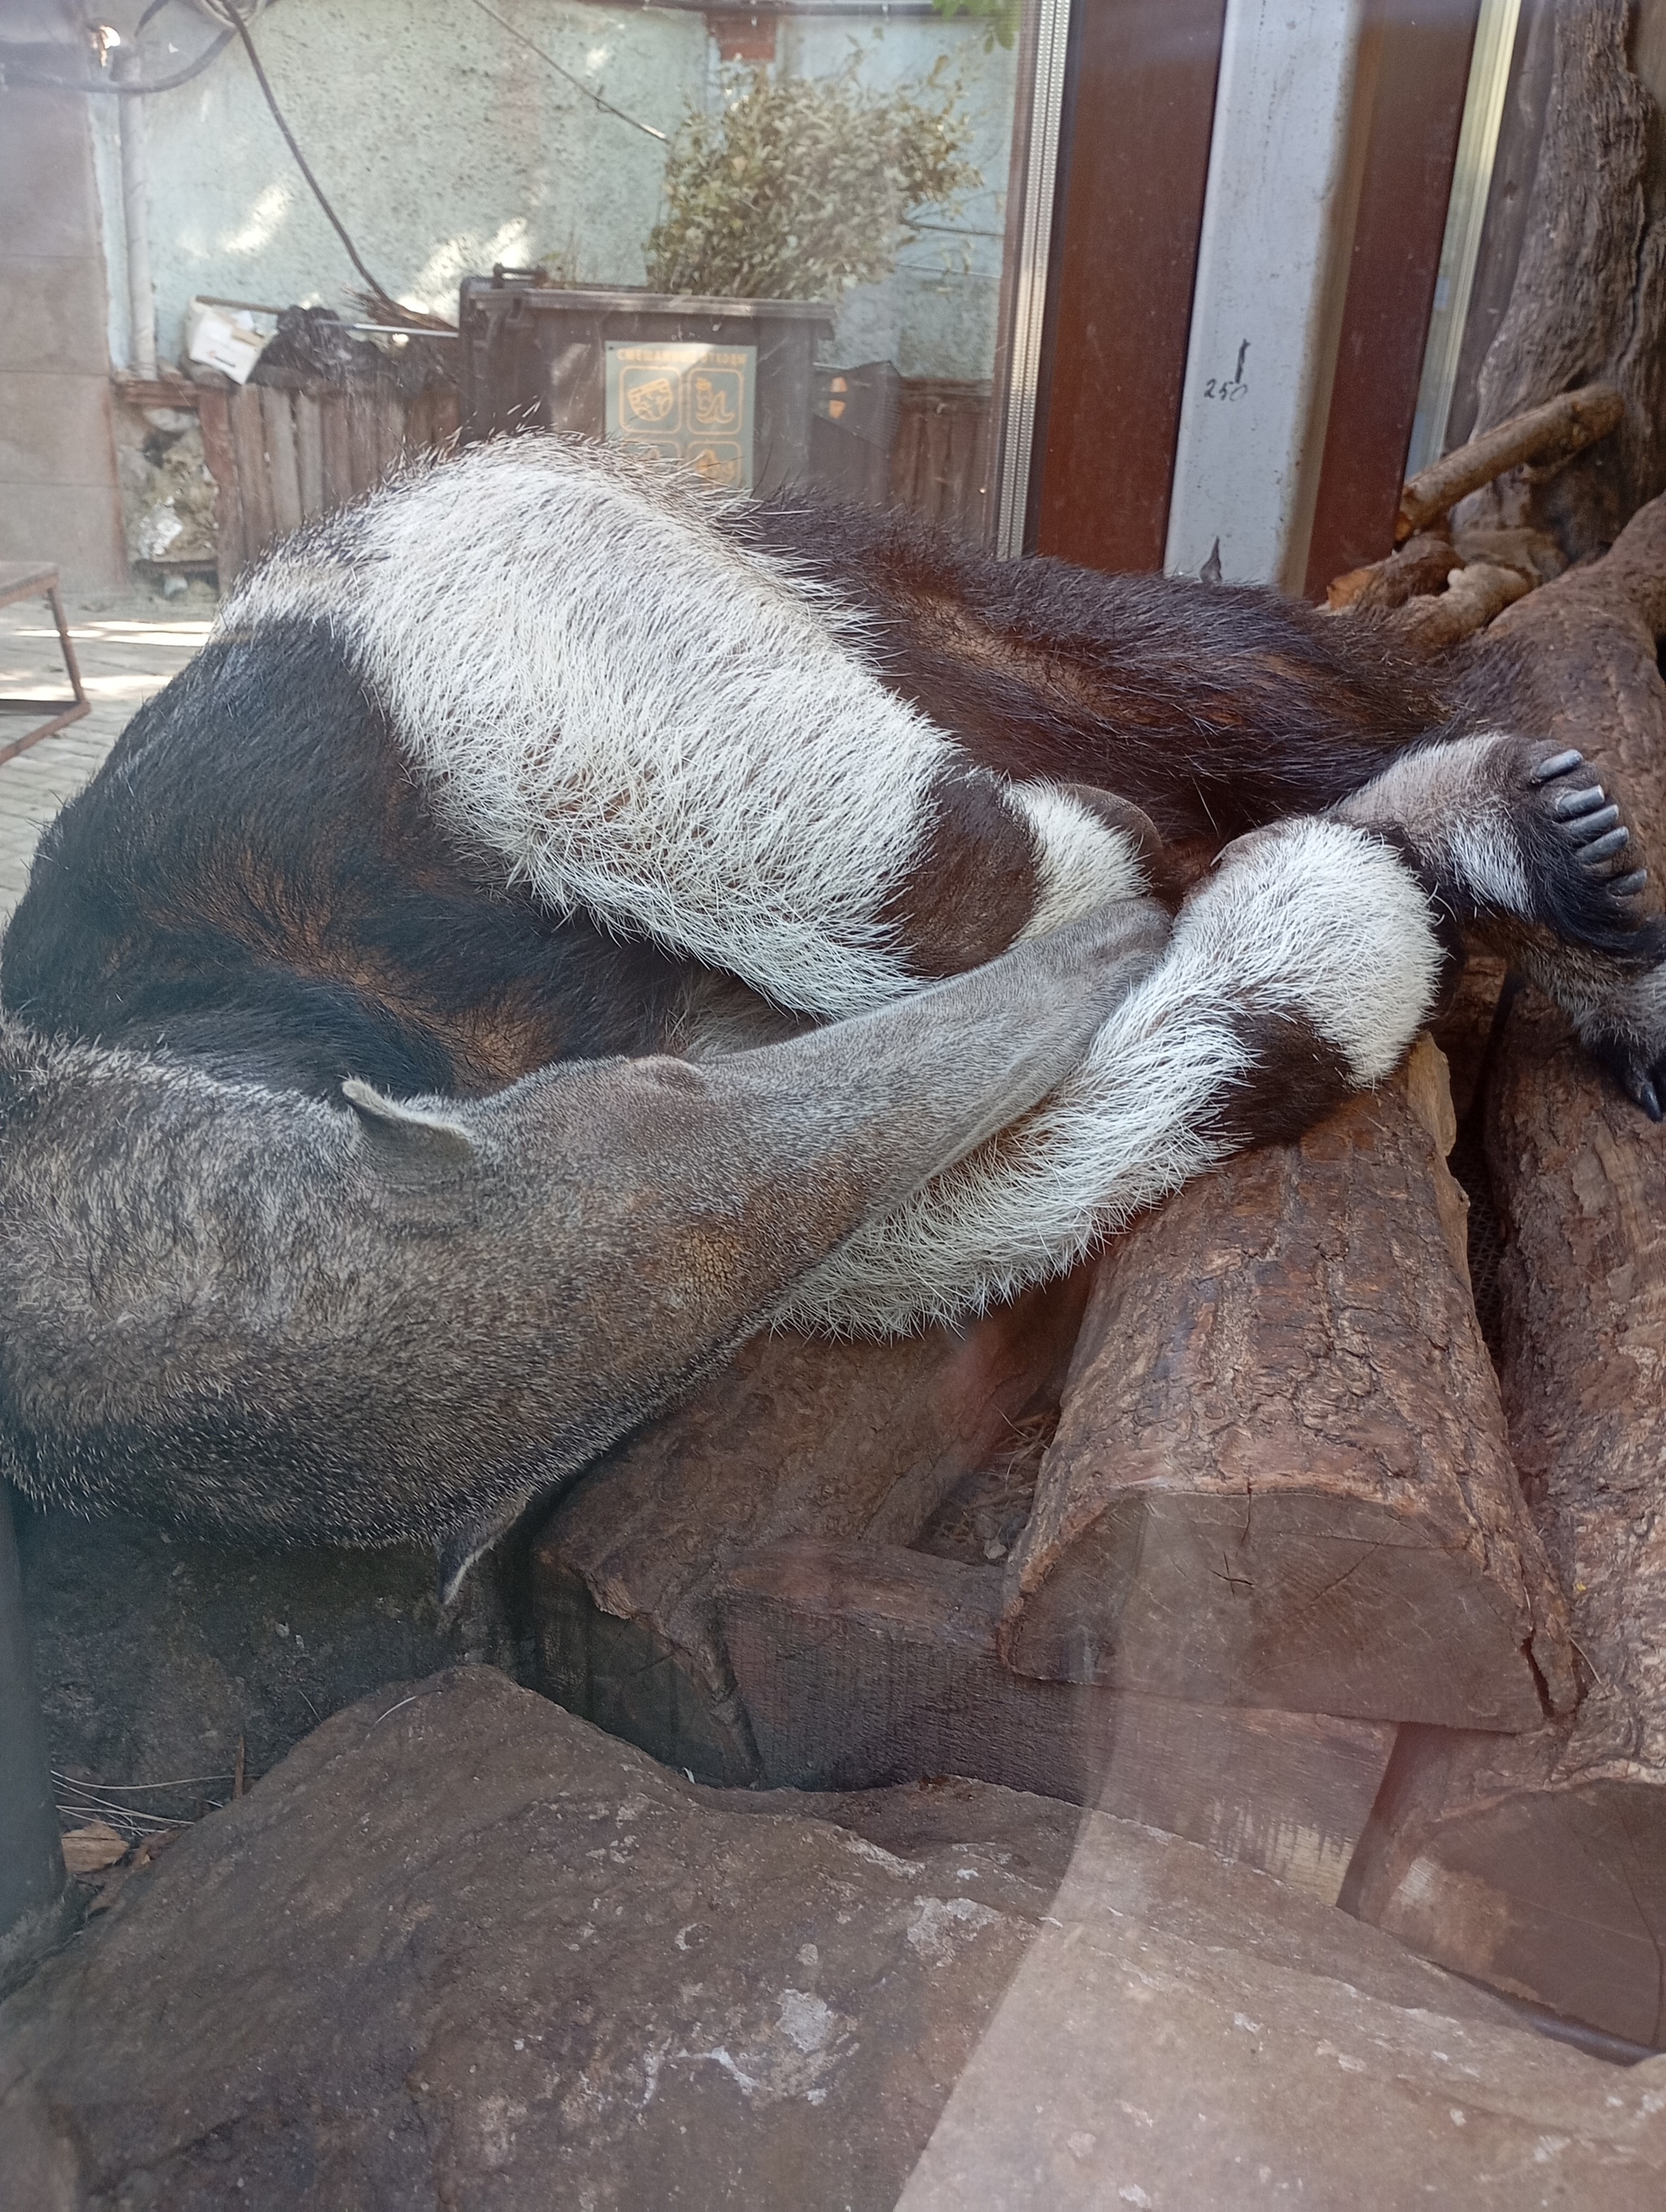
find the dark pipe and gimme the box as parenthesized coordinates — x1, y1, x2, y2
(0, 1487, 71, 1996)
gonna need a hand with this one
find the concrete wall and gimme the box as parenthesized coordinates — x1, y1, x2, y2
(89, 0, 1014, 381)
(0, 7, 127, 591)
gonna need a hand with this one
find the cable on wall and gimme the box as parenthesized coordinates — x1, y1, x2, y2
(464, 0, 668, 143)
(212, 2, 404, 313)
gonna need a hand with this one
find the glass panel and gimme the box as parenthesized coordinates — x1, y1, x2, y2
(459, 0, 1052, 546)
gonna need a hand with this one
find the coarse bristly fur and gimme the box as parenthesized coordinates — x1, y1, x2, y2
(3, 433, 1664, 1570)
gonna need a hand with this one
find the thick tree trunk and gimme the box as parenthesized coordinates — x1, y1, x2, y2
(1459, 0, 1666, 557)
(997, 1039, 1575, 1729)
(1345, 491, 1666, 2047)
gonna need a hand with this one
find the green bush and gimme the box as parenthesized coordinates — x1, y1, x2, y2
(930, 0, 1020, 51)
(643, 61, 980, 303)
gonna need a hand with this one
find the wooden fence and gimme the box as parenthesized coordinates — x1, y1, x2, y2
(120, 364, 988, 585)
(891, 380, 993, 542)
(194, 369, 460, 582)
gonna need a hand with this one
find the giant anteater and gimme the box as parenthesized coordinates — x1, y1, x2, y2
(1, 438, 1658, 1592)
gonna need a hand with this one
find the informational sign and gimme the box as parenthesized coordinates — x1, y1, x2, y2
(604, 341, 757, 490)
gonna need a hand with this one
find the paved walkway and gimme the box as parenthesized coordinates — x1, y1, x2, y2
(0, 588, 211, 923)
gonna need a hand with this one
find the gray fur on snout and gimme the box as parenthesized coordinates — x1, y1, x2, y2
(0, 899, 1167, 1599)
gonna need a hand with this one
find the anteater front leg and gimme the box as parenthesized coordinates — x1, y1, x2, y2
(787, 815, 1448, 1336)
(1333, 734, 1666, 1113)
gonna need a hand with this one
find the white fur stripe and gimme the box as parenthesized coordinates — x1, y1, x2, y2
(221, 440, 957, 1021)
(1178, 818, 1441, 1085)
(784, 949, 1241, 1335)
(1009, 783, 1148, 940)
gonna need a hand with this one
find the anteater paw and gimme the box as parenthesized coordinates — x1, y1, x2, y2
(1517, 743, 1662, 959)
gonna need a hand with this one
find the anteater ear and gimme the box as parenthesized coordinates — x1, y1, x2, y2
(342, 1078, 477, 1165)
(436, 1486, 536, 1618)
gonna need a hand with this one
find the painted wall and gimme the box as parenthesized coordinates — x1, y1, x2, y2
(89, 0, 1017, 383)
(0, 2, 126, 590)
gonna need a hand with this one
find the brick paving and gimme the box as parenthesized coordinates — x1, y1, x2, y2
(0, 587, 211, 924)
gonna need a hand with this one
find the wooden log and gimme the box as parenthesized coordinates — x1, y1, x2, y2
(1326, 531, 1462, 612)
(1394, 382, 1623, 543)
(1380, 559, 1533, 651)
(1428, 952, 1509, 1128)
(721, 1538, 1396, 1905)
(997, 1039, 1576, 1730)
(530, 1270, 1094, 1782)
(1450, 525, 1567, 587)
(1345, 491, 1666, 2046)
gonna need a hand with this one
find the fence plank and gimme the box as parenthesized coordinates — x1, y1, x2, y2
(294, 393, 325, 518)
(230, 385, 275, 558)
(194, 385, 246, 580)
(320, 393, 352, 508)
(262, 387, 303, 538)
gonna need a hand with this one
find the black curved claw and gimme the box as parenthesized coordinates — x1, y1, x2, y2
(1639, 1077, 1664, 1123)
(1611, 869, 1651, 898)
(1555, 784, 1610, 820)
(1532, 748, 1586, 783)
(1582, 826, 1631, 865)
(1568, 803, 1622, 843)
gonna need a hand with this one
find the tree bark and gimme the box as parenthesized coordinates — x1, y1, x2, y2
(997, 1039, 1575, 1730)
(1459, 0, 1666, 558)
(1344, 490, 1666, 2049)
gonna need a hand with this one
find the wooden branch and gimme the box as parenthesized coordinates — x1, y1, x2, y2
(1394, 383, 1623, 543)
(997, 1039, 1575, 1729)
(1344, 489, 1666, 2046)
(1326, 532, 1462, 612)
(720, 1538, 1396, 1905)
(1379, 560, 1533, 651)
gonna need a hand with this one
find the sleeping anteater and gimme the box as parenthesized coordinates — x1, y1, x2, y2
(1, 438, 1657, 1594)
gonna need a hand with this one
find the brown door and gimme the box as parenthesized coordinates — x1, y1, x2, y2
(1032, 0, 1479, 590)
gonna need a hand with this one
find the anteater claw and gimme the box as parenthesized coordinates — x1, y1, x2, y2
(1639, 1078, 1664, 1123)
(1611, 869, 1651, 898)
(1532, 748, 1586, 783)
(1568, 804, 1621, 841)
(1582, 826, 1631, 864)
(1555, 785, 1610, 819)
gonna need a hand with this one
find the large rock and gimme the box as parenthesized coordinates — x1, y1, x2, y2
(899, 1804, 1666, 2207)
(5, 1666, 1664, 2209)
(0, 1668, 1066, 2209)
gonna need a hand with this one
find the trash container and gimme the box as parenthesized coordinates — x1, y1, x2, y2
(459, 275, 834, 497)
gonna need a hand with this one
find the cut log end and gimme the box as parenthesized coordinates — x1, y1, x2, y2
(997, 1055, 1573, 1728)
(997, 1488, 1555, 1731)
(719, 1537, 1395, 1904)
(1345, 1731, 1666, 2049)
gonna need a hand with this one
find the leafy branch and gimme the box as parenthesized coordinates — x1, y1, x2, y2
(643, 61, 981, 303)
